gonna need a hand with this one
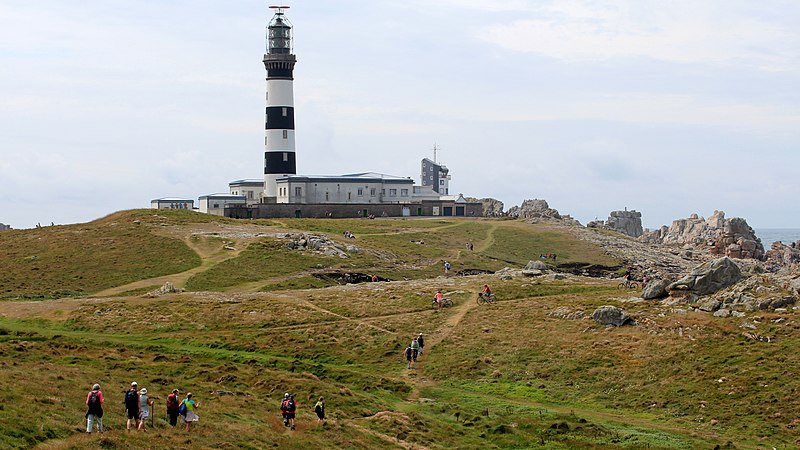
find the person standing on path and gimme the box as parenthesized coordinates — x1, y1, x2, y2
(404, 345, 414, 369)
(85, 383, 104, 433)
(182, 393, 200, 432)
(284, 394, 297, 430)
(434, 290, 444, 311)
(410, 337, 420, 363)
(125, 381, 140, 432)
(166, 389, 180, 427)
(443, 261, 451, 275)
(416, 333, 425, 355)
(314, 397, 325, 421)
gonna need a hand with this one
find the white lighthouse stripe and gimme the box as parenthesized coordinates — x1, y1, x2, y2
(265, 129, 295, 150)
(266, 79, 295, 106)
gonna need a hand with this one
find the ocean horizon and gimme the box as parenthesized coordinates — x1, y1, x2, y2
(756, 228, 800, 249)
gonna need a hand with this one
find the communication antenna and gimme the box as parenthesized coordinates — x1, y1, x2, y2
(269, 5, 290, 14)
(433, 143, 439, 163)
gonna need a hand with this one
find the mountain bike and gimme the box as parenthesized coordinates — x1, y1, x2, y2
(432, 297, 453, 309)
(476, 292, 496, 305)
(617, 280, 639, 290)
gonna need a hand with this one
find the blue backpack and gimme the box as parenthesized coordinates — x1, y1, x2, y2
(179, 400, 187, 416)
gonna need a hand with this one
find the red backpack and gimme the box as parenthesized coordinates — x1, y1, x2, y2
(167, 394, 179, 411)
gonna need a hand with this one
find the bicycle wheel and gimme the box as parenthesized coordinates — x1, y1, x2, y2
(487, 294, 496, 303)
(629, 282, 639, 290)
(476, 294, 486, 305)
(443, 298, 453, 308)
(617, 282, 626, 290)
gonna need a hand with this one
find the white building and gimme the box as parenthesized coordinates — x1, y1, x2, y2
(274, 173, 415, 204)
(198, 194, 247, 215)
(229, 179, 264, 205)
(151, 197, 195, 210)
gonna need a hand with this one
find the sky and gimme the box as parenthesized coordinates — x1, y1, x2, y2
(1, 0, 799, 230)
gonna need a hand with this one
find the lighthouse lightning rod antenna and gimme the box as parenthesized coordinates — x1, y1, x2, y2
(269, 5, 290, 14)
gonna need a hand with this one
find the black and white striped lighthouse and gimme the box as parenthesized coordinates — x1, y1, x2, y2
(263, 6, 297, 198)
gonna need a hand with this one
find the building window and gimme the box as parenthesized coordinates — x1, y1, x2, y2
(401, 189, 408, 196)
(357, 188, 363, 196)
(283, 130, 288, 139)
(370, 188, 376, 196)
(282, 107, 287, 116)
(348, 192, 351, 200)
(247, 191, 253, 199)
(381, 189, 385, 196)
(429, 175, 433, 180)
(440, 180, 444, 185)
(389, 189, 397, 197)
(295, 187, 301, 197)
(325, 192, 329, 201)
(213, 203, 220, 209)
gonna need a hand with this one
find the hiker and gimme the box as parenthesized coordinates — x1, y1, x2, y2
(443, 261, 451, 274)
(416, 333, 425, 355)
(85, 383, 104, 433)
(410, 338, 420, 362)
(314, 397, 325, 421)
(137, 388, 153, 431)
(125, 382, 141, 432)
(434, 290, 444, 311)
(166, 389, 181, 427)
(280, 393, 290, 427)
(181, 393, 200, 432)
(284, 394, 297, 430)
(404, 345, 413, 369)
(371, 274, 378, 282)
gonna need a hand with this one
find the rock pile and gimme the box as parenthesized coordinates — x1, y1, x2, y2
(765, 240, 800, 271)
(507, 199, 580, 225)
(667, 257, 742, 299)
(280, 233, 359, 259)
(587, 210, 643, 238)
(640, 210, 764, 260)
(466, 197, 504, 216)
(145, 282, 183, 298)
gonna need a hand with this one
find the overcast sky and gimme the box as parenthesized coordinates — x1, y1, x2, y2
(1, 0, 799, 230)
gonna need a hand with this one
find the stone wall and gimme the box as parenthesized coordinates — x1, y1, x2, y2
(226, 201, 483, 219)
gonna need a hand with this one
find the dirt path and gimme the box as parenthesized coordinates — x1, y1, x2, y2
(349, 422, 428, 450)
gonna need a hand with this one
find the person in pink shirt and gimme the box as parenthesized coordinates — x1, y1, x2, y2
(85, 383, 104, 433)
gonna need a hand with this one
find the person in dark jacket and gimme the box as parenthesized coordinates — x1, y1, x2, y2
(416, 333, 425, 355)
(166, 389, 181, 427)
(125, 381, 140, 432)
(314, 397, 325, 421)
(86, 383, 104, 433)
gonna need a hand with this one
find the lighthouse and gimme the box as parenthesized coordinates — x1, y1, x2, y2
(263, 6, 297, 199)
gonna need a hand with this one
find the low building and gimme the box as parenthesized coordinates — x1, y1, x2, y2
(229, 179, 264, 205)
(151, 198, 195, 210)
(199, 194, 247, 216)
(274, 172, 415, 204)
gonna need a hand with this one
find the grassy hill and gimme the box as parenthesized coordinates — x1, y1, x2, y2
(0, 210, 794, 448)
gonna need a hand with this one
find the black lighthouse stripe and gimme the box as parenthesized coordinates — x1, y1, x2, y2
(264, 151, 296, 174)
(265, 106, 294, 130)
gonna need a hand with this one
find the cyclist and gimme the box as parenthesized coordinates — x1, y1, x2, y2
(481, 284, 492, 299)
(434, 290, 443, 311)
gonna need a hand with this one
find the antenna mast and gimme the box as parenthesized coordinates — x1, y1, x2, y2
(433, 143, 438, 163)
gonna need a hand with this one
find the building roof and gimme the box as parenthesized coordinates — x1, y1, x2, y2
(277, 172, 414, 184)
(151, 197, 194, 202)
(229, 179, 264, 186)
(198, 194, 247, 200)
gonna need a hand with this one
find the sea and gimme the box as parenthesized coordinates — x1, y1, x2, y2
(755, 228, 800, 249)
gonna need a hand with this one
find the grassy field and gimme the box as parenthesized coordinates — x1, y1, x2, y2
(0, 210, 794, 449)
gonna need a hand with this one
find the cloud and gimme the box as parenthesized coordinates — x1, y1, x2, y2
(478, 1, 800, 69)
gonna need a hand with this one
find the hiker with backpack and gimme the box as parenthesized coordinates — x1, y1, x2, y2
(410, 337, 420, 362)
(125, 381, 140, 432)
(404, 345, 413, 369)
(85, 383, 104, 433)
(166, 389, 181, 427)
(416, 333, 425, 355)
(180, 392, 200, 432)
(280, 394, 297, 430)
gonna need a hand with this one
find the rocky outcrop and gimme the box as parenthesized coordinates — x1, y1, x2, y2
(507, 199, 580, 225)
(591, 305, 632, 327)
(280, 233, 359, 259)
(765, 240, 800, 271)
(641, 279, 671, 299)
(587, 210, 643, 238)
(640, 211, 764, 260)
(668, 257, 742, 298)
(144, 282, 183, 297)
(466, 197, 504, 217)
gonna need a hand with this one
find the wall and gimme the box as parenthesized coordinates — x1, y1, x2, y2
(275, 179, 414, 204)
(226, 200, 482, 219)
